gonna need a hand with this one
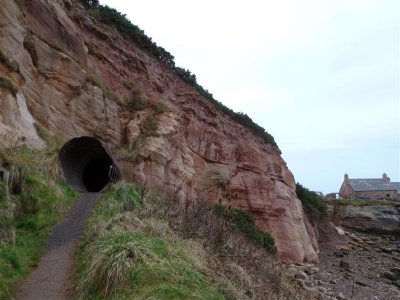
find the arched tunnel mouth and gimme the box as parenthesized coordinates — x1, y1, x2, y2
(58, 136, 121, 192)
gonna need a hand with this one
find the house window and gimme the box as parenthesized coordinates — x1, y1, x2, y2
(386, 194, 390, 198)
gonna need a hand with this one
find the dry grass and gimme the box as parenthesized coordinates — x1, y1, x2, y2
(0, 135, 62, 180)
(76, 183, 224, 298)
(76, 182, 318, 299)
(140, 115, 159, 136)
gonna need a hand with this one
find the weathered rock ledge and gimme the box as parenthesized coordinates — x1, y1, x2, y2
(332, 204, 400, 232)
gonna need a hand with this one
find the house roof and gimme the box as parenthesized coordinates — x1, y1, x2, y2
(348, 178, 400, 193)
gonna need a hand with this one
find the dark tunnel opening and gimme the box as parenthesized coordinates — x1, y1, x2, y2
(82, 157, 112, 192)
(59, 136, 120, 192)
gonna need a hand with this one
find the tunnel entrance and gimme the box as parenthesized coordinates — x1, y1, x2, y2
(59, 136, 120, 192)
(82, 157, 111, 192)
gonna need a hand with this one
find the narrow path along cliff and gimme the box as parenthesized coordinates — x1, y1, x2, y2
(16, 193, 102, 300)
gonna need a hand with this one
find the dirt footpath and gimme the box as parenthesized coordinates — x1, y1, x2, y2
(16, 193, 101, 300)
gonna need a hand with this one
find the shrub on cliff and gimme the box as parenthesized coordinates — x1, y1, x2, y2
(296, 183, 327, 221)
(141, 115, 158, 136)
(0, 77, 18, 96)
(128, 96, 149, 111)
(88, 5, 175, 68)
(213, 204, 276, 253)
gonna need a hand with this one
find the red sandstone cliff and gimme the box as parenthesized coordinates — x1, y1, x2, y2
(0, 0, 318, 262)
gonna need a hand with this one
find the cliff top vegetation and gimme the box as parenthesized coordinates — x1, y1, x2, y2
(81, 0, 278, 148)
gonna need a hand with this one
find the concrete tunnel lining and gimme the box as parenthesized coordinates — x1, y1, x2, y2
(59, 136, 120, 192)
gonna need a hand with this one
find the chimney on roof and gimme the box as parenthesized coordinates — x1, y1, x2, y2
(383, 173, 390, 182)
(344, 173, 349, 181)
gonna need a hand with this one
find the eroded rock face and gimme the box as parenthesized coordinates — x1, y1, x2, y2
(0, 0, 318, 262)
(0, 91, 45, 149)
(332, 204, 400, 232)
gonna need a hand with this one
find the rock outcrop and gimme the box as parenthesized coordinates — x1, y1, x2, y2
(0, 0, 318, 262)
(332, 204, 400, 232)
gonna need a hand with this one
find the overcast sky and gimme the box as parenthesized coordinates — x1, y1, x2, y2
(100, 0, 399, 194)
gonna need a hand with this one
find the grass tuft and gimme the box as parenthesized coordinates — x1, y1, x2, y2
(23, 37, 38, 67)
(141, 115, 158, 134)
(0, 77, 18, 96)
(74, 182, 313, 299)
(214, 204, 276, 253)
(76, 183, 224, 299)
(128, 96, 150, 111)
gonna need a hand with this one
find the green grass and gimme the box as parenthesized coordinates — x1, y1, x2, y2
(296, 183, 327, 221)
(336, 199, 400, 207)
(213, 204, 276, 253)
(78, 232, 223, 299)
(76, 183, 224, 299)
(0, 146, 78, 299)
(75, 183, 310, 299)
